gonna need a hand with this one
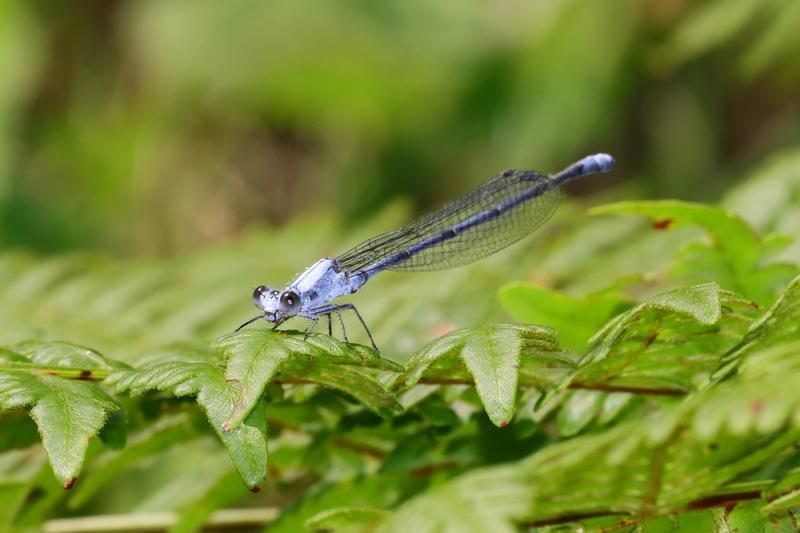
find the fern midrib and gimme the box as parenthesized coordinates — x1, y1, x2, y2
(1, 363, 110, 381)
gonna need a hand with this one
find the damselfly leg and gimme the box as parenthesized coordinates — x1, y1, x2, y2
(303, 303, 378, 351)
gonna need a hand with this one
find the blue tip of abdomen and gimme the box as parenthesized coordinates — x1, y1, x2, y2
(580, 153, 615, 174)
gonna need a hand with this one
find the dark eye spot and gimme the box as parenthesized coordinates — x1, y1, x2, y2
(252, 286, 269, 306)
(279, 290, 301, 313)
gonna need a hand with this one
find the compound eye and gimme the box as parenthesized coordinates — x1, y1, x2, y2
(252, 285, 270, 307)
(279, 290, 301, 313)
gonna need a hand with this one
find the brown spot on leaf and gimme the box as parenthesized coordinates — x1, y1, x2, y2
(250, 485, 261, 493)
(644, 332, 658, 347)
(652, 219, 674, 230)
(78, 370, 93, 380)
(723, 503, 736, 526)
(63, 478, 76, 490)
(499, 420, 509, 428)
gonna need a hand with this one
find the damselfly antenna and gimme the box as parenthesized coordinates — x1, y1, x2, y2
(235, 314, 264, 332)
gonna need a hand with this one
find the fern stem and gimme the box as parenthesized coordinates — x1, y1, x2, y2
(1, 363, 110, 381)
(568, 382, 687, 396)
(522, 481, 773, 530)
(41, 508, 279, 532)
(416, 377, 688, 396)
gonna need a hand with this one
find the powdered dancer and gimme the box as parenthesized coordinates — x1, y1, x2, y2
(238, 153, 615, 349)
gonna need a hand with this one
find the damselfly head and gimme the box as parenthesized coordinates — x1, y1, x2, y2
(252, 286, 302, 322)
(252, 284, 281, 313)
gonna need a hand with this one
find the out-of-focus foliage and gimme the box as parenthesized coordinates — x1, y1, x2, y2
(1, 0, 800, 254)
(3, 150, 800, 531)
(3, 0, 800, 531)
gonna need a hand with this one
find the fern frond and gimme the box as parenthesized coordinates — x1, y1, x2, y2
(402, 324, 569, 426)
(0, 341, 123, 488)
(107, 345, 268, 490)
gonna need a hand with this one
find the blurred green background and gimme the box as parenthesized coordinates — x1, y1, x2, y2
(1, 0, 799, 256)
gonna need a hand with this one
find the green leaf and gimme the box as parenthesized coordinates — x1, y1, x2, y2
(0, 342, 124, 488)
(377, 464, 530, 533)
(714, 273, 800, 381)
(460, 327, 522, 428)
(294, 362, 402, 418)
(600, 501, 794, 532)
(68, 414, 199, 508)
(546, 391, 639, 437)
(725, 500, 778, 531)
(106, 346, 268, 489)
(97, 409, 127, 450)
(270, 474, 420, 533)
(560, 284, 758, 395)
(0, 412, 40, 452)
(212, 330, 295, 431)
(9, 340, 128, 371)
(305, 506, 390, 532)
(403, 324, 569, 427)
(212, 329, 401, 430)
(384, 401, 800, 529)
(498, 282, 625, 351)
(556, 390, 604, 436)
(687, 340, 800, 440)
(169, 469, 250, 533)
(415, 395, 460, 427)
(0, 480, 29, 528)
(0, 447, 50, 528)
(0, 371, 118, 488)
(590, 200, 798, 304)
(10, 467, 69, 528)
(762, 467, 800, 513)
(0, 340, 129, 383)
(385, 306, 800, 528)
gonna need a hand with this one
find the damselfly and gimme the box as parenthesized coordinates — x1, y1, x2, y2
(238, 153, 615, 349)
